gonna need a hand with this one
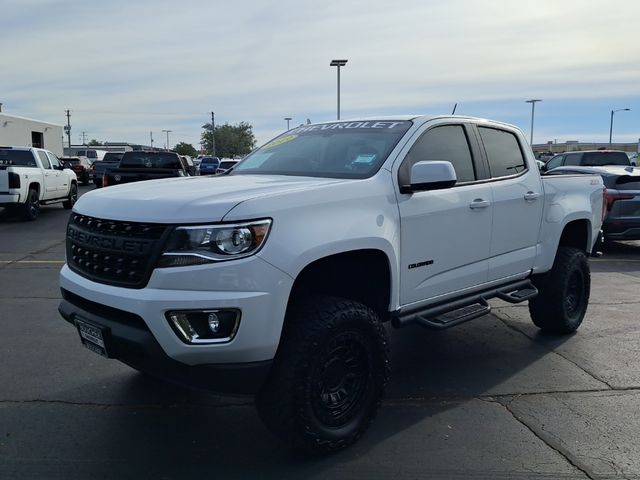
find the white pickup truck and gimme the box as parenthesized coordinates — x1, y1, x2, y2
(0, 146, 78, 220)
(58, 115, 604, 453)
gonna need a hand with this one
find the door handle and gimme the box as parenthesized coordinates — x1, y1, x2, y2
(469, 199, 490, 209)
(524, 191, 541, 201)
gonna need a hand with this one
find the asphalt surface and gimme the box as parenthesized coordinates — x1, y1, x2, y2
(1, 185, 640, 479)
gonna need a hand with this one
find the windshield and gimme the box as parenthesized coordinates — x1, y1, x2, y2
(103, 153, 123, 162)
(201, 157, 219, 164)
(232, 120, 412, 179)
(119, 152, 182, 169)
(0, 150, 37, 167)
(582, 152, 630, 166)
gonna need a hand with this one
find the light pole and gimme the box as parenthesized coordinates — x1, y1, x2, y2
(525, 99, 542, 145)
(210, 111, 216, 157)
(284, 117, 292, 130)
(609, 108, 630, 146)
(330, 59, 348, 120)
(162, 129, 172, 150)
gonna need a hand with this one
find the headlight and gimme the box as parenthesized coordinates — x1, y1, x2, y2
(158, 219, 272, 267)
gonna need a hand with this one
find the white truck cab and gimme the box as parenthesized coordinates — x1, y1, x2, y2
(58, 115, 604, 453)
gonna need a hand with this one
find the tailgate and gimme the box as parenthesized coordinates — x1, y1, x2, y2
(0, 168, 9, 191)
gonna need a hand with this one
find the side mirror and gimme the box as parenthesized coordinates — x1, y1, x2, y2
(401, 161, 457, 193)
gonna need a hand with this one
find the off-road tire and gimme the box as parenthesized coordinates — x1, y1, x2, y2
(22, 188, 40, 221)
(529, 247, 590, 334)
(256, 295, 389, 454)
(63, 183, 77, 209)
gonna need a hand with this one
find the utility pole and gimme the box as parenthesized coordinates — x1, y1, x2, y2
(65, 109, 72, 149)
(150, 131, 154, 149)
(80, 131, 88, 145)
(330, 59, 348, 120)
(211, 111, 216, 157)
(284, 117, 292, 130)
(162, 129, 172, 150)
(525, 99, 542, 145)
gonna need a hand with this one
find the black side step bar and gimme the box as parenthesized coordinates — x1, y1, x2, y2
(392, 279, 538, 330)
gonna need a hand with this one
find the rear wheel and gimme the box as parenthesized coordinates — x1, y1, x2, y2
(63, 183, 77, 209)
(256, 295, 389, 454)
(529, 247, 590, 334)
(22, 189, 40, 221)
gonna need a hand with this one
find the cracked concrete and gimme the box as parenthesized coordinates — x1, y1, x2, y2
(2, 191, 640, 479)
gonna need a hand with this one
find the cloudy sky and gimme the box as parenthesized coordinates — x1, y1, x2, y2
(1, 0, 638, 149)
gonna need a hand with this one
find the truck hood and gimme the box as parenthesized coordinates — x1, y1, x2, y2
(74, 175, 349, 223)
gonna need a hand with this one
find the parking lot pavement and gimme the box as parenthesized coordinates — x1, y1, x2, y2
(1, 193, 639, 479)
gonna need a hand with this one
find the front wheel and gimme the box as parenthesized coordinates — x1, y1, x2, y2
(256, 295, 389, 454)
(529, 247, 590, 334)
(63, 183, 77, 209)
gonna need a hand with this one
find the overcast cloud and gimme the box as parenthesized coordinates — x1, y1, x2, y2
(1, 0, 638, 147)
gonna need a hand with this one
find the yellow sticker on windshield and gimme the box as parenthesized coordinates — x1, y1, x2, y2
(263, 134, 297, 150)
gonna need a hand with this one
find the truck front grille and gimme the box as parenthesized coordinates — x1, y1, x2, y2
(66, 214, 169, 288)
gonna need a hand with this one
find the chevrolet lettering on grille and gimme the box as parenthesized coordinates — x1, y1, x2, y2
(67, 226, 153, 255)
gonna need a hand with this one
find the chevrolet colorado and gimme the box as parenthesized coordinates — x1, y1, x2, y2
(59, 115, 604, 453)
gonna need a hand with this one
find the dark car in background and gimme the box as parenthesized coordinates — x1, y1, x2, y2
(61, 156, 92, 185)
(102, 150, 187, 186)
(198, 156, 220, 175)
(92, 152, 124, 187)
(542, 150, 630, 172)
(546, 165, 640, 245)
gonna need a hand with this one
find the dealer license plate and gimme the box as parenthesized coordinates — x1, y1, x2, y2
(75, 318, 109, 357)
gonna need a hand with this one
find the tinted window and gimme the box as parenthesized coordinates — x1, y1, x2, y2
(47, 152, 61, 168)
(581, 152, 630, 166)
(38, 151, 51, 169)
(219, 161, 237, 169)
(201, 157, 219, 165)
(399, 125, 475, 185)
(119, 152, 182, 169)
(564, 154, 582, 166)
(103, 152, 123, 162)
(479, 127, 526, 177)
(233, 121, 412, 179)
(545, 155, 564, 170)
(0, 150, 37, 167)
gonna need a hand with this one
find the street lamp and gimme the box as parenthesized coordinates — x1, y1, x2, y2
(284, 117, 292, 130)
(609, 108, 630, 146)
(162, 129, 172, 150)
(525, 99, 542, 145)
(330, 59, 348, 120)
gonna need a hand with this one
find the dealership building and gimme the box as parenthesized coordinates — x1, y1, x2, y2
(0, 112, 64, 156)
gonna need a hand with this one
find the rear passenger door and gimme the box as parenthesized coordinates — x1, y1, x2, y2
(36, 151, 58, 198)
(396, 122, 493, 305)
(475, 126, 544, 282)
(46, 152, 70, 194)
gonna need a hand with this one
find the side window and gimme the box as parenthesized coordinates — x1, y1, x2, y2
(478, 127, 527, 178)
(37, 151, 52, 169)
(399, 125, 476, 185)
(47, 152, 61, 169)
(545, 155, 564, 170)
(564, 154, 581, 166)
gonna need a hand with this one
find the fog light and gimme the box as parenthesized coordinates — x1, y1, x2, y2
(207, 313, 220, 333)
(166, 309, 240, 344)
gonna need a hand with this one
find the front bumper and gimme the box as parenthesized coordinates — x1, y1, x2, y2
(58, 255, 294, 392)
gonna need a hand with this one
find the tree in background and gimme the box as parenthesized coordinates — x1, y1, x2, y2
(87, 139, 103, 146)
(201, 122, 256, 158)
(173, 142, 198, 157)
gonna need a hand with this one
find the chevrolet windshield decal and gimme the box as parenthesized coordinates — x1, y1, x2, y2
(67, 226, 153, 255)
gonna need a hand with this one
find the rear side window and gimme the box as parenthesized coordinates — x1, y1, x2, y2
(564, 154, 582, 166)
(582, 152, 630, 166)
(103, 152, 123, 162)
(399, 125, 476, 185)
(478, 127, 526, 178)
(38, 151, 52, 169)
